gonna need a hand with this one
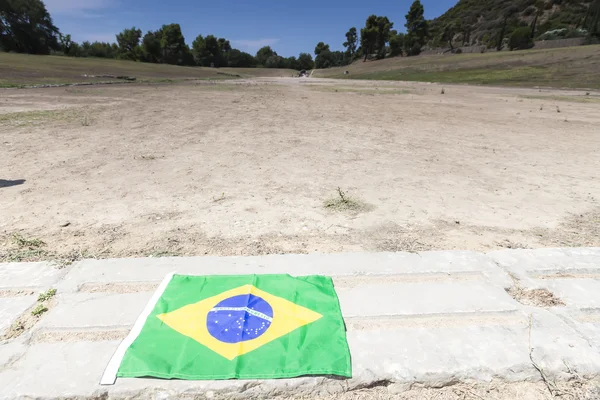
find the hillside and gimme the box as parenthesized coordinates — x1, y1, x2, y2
(313, 45, 600, 88)
(429, 0, 595, 47)
(0, 53, 295, 87)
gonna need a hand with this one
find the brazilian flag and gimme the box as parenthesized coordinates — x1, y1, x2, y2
(101, 274, 351, 383)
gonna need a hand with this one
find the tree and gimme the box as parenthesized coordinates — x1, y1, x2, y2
(226, 48, 256, 67)
(116, 27, 141, 60)
(440, 22, 456, 49)
(315, 50, 332, 68)
(343, 27, 358, 59)
(60, 33, 73, 55)
(142, 30, 162, 63)
(255, 46, 275, 66)
(530, 1, 544, 39)
(404, 0, 428, 56)
(389, 32, 405, 56)
(509, 27, 534, 50)
(360, 15, 378, 61)
(83, 41, 117, 58)
(588, 0, 600, 37)
(0, 0, 60, 54)
(297, 52, 314, 70)
(217, 38, 231, 53)
(286, 56, 298, 70)
(204, 35, 221, 66)
(265, 54, 285, 68)
(314, 41, 330, 56)
(360, 15, 393, 61)
(496, 17, 508, 51)
(160, 24, 188, 65)
(375, 16, 393, 59)
(191, 34, 209, 65)
(315, 50, 348, 69)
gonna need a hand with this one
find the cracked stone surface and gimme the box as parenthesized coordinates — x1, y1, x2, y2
(1, 249, 600, 399)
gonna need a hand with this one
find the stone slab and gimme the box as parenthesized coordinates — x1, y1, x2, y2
(57, 251, 511, 293)
(489, 248, 600, 278)
(0, 296, 36, 333)
(37, 280, 517, 331)
(37, 293, 152, 329)
(0, 262, 64, 290)
(2, 309, 599, 400)
(539, 279, 600, 309)
(1, 249, 600, 399)
(336, 281, 518, 317)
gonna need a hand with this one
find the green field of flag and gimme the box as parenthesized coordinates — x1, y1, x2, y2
(101, 274, 351, 383)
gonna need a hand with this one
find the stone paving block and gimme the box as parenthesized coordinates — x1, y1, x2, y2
(58, 251, 509, 292)
(38, 292, 153, 329)
(538, 279, 600, 309)
(0, 296, 36, 333)
(38, 280, 518, 331)
(0, 341, 117, 399)
(489, 248, 600, 277)
(0, 339, 327, 399)
(0, 337, 28, 371)
(0, 262, 64, 290)
(351, 308, 600, 384)
(549, 308, 600, 350)
(2, 250, 599, 399)
(336, 281, 518, 317)
(2, 309, 599, 399)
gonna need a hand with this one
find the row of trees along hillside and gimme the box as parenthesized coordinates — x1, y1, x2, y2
(311, 0, 430, 69)
(3, 0, 600, 70)
(313, 0, 600, 69)
(0, 0, 316, 70)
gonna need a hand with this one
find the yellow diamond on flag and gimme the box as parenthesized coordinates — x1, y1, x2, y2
(157, 284, 323, 360)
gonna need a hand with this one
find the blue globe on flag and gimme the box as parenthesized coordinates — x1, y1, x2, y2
(206, 294, 273, 343)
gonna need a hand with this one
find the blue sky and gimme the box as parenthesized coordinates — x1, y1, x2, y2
(44, 0, 458, 57)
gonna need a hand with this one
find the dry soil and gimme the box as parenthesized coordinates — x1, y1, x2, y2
(1, 78, 599, 261)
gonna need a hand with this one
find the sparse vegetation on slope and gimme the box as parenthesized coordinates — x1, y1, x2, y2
(429, 0, 598, 48)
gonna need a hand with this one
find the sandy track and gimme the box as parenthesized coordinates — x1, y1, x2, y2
(1, 78, 599, 260)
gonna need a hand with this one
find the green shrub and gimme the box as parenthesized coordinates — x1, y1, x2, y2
(509, 27, 534, 50)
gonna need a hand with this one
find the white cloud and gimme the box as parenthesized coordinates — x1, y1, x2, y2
(230, 38, 280, 53)
(44, 0, 114, 15)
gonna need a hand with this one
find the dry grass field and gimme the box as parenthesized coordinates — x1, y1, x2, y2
(0, 53, 296, 87)
(1, 77, 599, 263)
(314, 45, 600, 89)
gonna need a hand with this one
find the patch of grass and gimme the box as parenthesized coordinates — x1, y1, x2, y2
(147, 249, 182, 258)
(0, 233, 100, 265)
(212, 192, 227, 203)
(1, 233, 49, 262)
(10, 233, 45, 248)
(0, 109, 81, 127)
(323, 187, 373, 213)
(52, 248, 101, 268)
(37, 288, 57, 302)
(31, 304, 49, 316)
(344, 66, 557, 86)
(0, 110, 56, 125)
(81, 113, 91, 126)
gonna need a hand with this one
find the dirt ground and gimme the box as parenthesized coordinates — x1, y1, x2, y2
(1, 78, 599, 262)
